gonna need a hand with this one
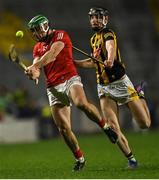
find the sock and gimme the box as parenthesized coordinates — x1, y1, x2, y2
(98, 118, 109, 129)
(126, 152, 136, 161)
(77, 156, 85, 163)
(74, 149, 85, 162)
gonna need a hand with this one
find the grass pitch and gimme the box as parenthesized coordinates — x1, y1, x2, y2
(0, 131, 159, 179)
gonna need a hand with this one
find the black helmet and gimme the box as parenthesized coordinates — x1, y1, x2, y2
(88, 7, 109, 32)
(88, 7, 109, 17)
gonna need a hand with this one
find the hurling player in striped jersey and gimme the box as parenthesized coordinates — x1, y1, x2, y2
(74, 7, 151, 169)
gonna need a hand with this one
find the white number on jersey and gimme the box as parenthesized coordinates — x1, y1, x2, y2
(57, 32, 64, 40)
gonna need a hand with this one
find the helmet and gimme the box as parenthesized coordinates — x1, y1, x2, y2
(88, 7, 109, 32)
(88, 7, 109, 17)
(28, 15, 49, 41)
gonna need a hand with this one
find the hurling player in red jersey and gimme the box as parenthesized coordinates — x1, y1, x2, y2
(25, 15, 118, 171)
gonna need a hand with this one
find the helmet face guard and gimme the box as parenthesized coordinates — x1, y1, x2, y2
(28, 15, 49, 42)
(88, 7, 109, 32)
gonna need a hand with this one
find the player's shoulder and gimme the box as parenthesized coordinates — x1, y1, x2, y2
(102, 27, 116, 35)
(54, 29, 68, 35)
(102, 27, 117, 40)
(53, 29, 71, 43)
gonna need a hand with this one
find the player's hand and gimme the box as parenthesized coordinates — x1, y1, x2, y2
(104, 59, 114, 68)
(25, 65, 40, 84)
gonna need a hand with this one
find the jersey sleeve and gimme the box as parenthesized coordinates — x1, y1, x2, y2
(103, 30, 115, 41)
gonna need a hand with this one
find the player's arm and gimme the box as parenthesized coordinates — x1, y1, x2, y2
(32, 41, 64, 68)
(25, 41, 64, 79)
(104, 40, 115, 68)
(74, 58, 95, 68)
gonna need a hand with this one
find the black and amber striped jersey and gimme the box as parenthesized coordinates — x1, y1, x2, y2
(90, 28, 125, 85)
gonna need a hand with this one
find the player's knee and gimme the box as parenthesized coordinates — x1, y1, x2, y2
(58, 124, 70, 135)
(75, 100, 89, 111)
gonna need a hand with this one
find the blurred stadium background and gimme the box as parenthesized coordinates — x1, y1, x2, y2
(0, 0, 158, 147)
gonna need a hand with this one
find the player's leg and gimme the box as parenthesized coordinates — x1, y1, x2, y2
(140, 98, 151, 120)
(134, 80, 151, 121)
(51, 104, 85, 171)
(68, 84, 118, 143)
(100, 96, 137, 168)
(128, 99, 151, 129)
(125, 78, 151, 128)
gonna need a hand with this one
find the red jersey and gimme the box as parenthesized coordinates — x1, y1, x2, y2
(33, 30, 78, 87)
